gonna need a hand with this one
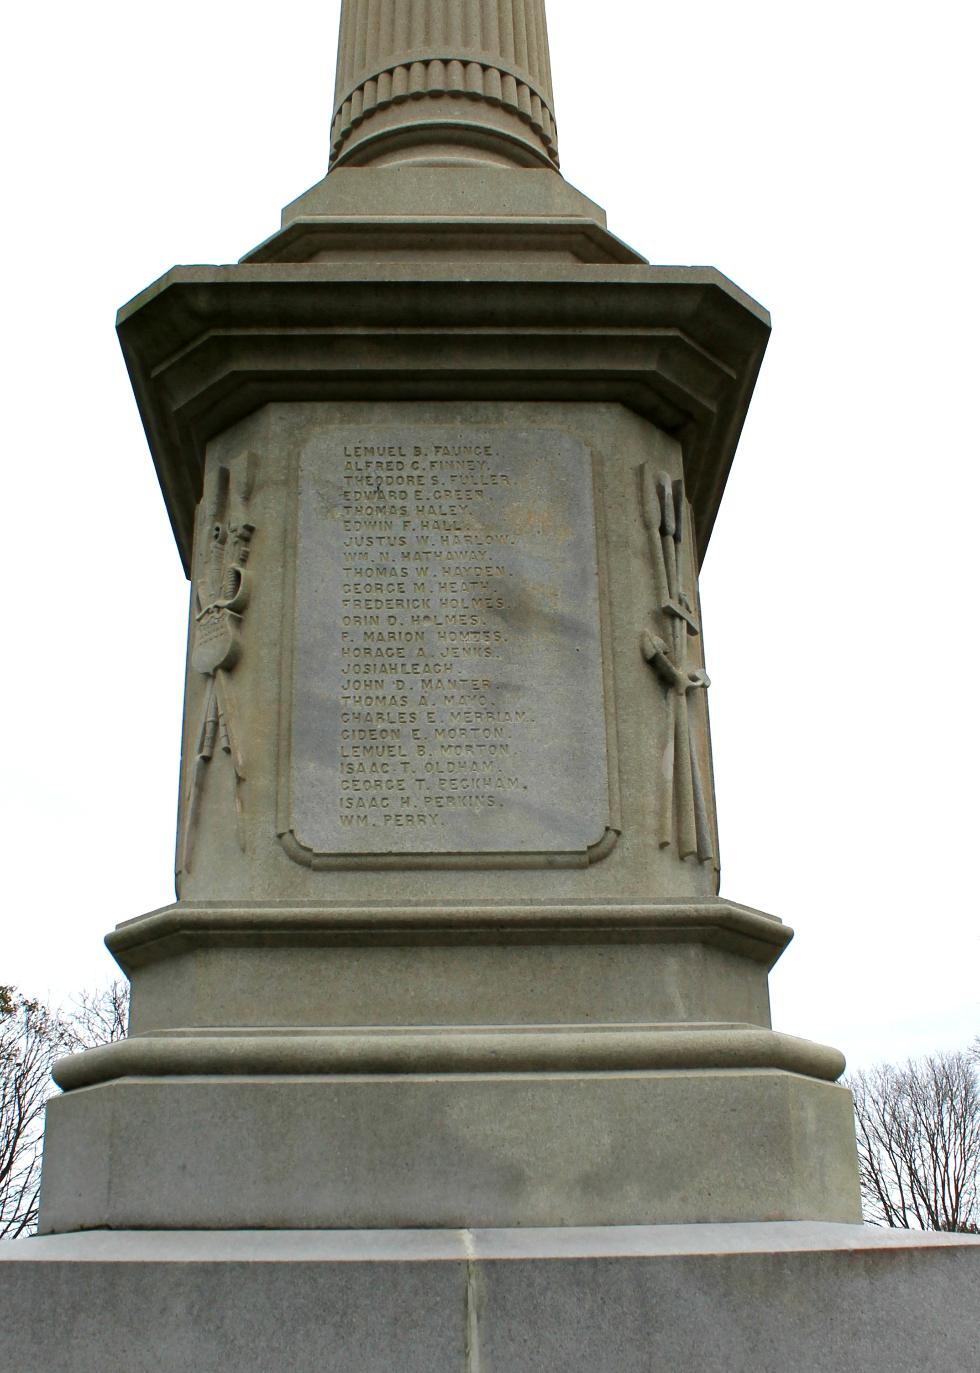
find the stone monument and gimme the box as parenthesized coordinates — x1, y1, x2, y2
(4, 3, 978, 1369)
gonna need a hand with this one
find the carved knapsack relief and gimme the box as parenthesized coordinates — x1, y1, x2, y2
(180, 452, 257, 873)
(640, 464, 716, 865)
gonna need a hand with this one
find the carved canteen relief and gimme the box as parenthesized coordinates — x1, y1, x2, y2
(640, 464, 717, 867)
(281, 427, 611, 866)
(180, 452, 257, 874)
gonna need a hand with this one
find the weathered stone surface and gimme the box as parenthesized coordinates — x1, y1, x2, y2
(4, 1225, 979, 1373)
(1, 1231, 464, 1373)
(39, 1063, 860, 1233)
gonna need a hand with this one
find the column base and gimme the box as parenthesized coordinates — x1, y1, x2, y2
(4, 1224, 979, 1372)
(39, 1047, 861, 1232)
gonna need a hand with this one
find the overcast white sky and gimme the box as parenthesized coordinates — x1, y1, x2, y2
(2, 1, 976, 1071)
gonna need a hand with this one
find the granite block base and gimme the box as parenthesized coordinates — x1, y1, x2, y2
(3, 1224, 979, 1373)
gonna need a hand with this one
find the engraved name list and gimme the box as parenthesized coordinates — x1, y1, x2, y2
(288, 427, 609, 862)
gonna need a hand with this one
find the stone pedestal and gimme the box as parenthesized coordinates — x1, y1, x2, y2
(3, 1225, 979, 1373)
(24, 0, 867, 1248)
(36, 102, 865, 1240)
(37, 391, 862, 1235)
(42, 1027, 859, 1232)
(15, 2, 971, 1368)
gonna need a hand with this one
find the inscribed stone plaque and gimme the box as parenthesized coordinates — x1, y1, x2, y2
(287, 426, 610, 861)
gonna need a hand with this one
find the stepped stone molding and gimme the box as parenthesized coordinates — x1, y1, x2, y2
(330, 0, 559, 166)
(104, 898, 792, 962)
(53, 1024, 846, 1093)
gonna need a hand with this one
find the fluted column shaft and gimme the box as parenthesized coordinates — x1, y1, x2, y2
(330, 0, 559, 168)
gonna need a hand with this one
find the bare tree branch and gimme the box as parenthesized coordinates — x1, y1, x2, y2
(0, 981, 130, 1240)
(63, 981, 129, 1052)
(0, 989, 72, 1239)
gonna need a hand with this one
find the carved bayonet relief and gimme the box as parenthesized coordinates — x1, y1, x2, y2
(640, 464, 715, 865)
(180, 452, 257, 873)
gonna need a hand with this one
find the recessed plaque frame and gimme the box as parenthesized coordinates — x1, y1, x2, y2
(277, 423, 617, 869)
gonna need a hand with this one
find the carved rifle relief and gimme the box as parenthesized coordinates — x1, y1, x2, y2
(179, 452, 257, 874)
(640, 464, 715, 865)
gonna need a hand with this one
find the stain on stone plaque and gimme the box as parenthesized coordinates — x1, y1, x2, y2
(285, 427, 610, 862)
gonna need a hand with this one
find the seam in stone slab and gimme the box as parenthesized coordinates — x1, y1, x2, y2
(463, 1229, 482, 1373)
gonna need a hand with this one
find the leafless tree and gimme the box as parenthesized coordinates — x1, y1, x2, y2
(848, 1050, 980, 1233)
(0, 988, 71, 1239)
(0, 981, 130, 1240)
(63, 980, 129, 1051)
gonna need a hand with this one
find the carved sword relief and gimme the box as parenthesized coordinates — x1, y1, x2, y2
(640, 464, 715, 864)
(179, 452, 257, 873)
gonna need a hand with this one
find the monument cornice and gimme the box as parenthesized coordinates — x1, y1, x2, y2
(105, 898, 792, 971)
(118, 263, 769, 575)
